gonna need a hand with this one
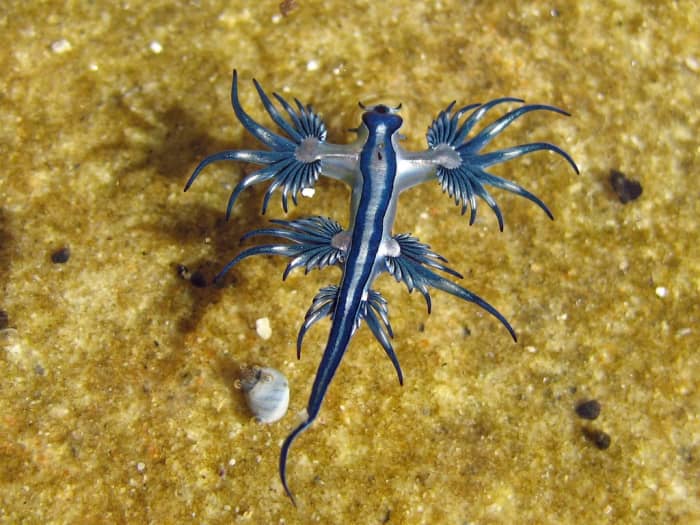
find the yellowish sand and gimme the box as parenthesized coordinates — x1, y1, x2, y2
(1, 1, 698, 523)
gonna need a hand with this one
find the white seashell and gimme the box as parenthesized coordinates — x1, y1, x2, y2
(237, 366, 289, 424)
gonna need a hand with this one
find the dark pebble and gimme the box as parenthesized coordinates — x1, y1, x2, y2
(51, 246, 71, 264)
(575, 399, 601, 420)
(610, 169, 642, 203)
(190, 270, 208, 288)
(583, 428, 611, 450)
(0, 309, 8, 330)
(177, 264, 207, 287)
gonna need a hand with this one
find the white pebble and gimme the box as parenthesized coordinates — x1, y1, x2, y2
(684, 56, 699, 73)
(655, 286, 668, 298)
(50, 39, 72, 54)
(255, 317, 272, 340)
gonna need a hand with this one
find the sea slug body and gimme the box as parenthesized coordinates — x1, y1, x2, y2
(185, 70, 578, 504)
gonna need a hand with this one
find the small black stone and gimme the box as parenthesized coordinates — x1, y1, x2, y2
(575, 399, 601, 420)
(51, 246, 71, 264)
(583, 427, 611, 450)
(0, 309, 8, 330)
(190, 270, 208, 288)
(610, 169, 642, 203)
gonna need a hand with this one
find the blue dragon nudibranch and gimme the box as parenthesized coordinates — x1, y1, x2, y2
(185, 70, 578, 504)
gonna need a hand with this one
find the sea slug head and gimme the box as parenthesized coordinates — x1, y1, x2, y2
(359, 102, 404, 134)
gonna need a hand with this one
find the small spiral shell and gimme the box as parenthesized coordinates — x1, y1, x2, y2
(237, 366, 289, 424)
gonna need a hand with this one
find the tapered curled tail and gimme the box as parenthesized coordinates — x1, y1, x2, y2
(279, 418, 312, 506)
(279, 279, 361, 505)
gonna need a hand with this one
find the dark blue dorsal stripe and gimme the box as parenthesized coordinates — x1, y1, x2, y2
(279, 108, 404, 503)
(304, 108, 404, 419)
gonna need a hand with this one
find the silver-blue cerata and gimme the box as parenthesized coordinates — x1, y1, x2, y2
(185, 70, 579, 504)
